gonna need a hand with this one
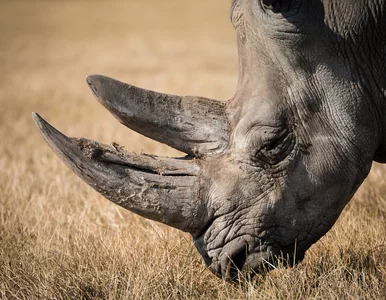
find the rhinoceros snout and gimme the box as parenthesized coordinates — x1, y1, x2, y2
(198, 241, 306, 281)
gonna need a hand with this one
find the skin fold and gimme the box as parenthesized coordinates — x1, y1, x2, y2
(33, 0, 386, 281)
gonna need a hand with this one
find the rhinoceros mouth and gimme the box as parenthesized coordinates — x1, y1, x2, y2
(224, 248, 305, 281)
(194, 228, 306, 281)
(208, 248, 280, 281)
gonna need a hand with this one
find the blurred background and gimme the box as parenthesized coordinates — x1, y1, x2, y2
(0, 0, 237, 155)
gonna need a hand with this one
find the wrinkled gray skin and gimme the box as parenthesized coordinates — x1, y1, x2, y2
(33, 0, 386, 281)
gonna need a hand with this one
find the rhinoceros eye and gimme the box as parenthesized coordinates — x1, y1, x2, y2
(255, 129, 294, 165)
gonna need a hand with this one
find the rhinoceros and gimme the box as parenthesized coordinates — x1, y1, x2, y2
(33, 0, 386, 280)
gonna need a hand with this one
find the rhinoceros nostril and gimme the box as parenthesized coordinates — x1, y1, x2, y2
(261, 0, 281, 12)
(228, 247, 248, 281)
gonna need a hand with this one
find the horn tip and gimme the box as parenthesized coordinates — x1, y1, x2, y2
(85, 74, 107, 87)
(86, 74, 98, 84)
(32, 112, 45, 131)
(32, 112, 70, 147)
(32, 112, 52, 134)
(86, 74, 105, 99)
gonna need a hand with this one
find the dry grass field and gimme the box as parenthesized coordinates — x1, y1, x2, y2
(1, 1, 386, 299)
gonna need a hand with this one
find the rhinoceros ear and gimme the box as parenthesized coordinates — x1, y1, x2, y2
(86, 75, 228, 157)
(374, 144, 386, 163)
(261, 0, 291, 13)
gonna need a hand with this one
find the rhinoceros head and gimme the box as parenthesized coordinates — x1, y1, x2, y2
(33, 0, 386, 280)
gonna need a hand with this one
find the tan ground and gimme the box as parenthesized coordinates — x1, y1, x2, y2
(1, 1, 385, 299)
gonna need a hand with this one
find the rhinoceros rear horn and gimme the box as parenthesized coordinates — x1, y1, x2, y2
(32, 113, 207, 235)
(86, 74, 228, 157)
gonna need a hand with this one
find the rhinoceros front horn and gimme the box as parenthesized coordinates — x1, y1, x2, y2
(32, 75, 228, 235)
(32, 113, 207, 234)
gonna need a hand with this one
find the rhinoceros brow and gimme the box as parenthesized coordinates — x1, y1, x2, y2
(245, 123, 286, 137)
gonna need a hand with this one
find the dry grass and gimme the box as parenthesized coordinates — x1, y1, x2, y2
(1, 1, 385, 299)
